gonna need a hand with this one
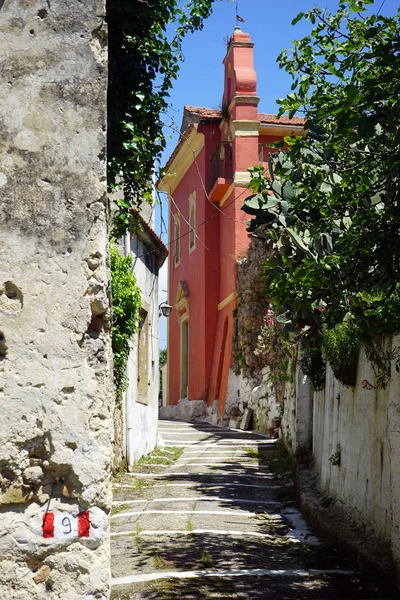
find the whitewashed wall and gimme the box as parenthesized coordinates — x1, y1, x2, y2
(312, 349, 392, 542)
(125, 235, 159, 467)
(282, 341, 400, 580)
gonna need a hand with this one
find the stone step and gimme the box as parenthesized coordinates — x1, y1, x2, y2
(111, 530, 351, 579)
(110, 571, 394, 600)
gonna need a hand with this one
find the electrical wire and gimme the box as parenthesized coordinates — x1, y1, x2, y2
(164, 119, 252, 226)
(168, 191, 209, 251)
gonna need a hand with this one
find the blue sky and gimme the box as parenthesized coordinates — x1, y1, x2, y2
(156, 0, 398, 349)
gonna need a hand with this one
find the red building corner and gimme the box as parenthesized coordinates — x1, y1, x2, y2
(157, 27, 304, 423)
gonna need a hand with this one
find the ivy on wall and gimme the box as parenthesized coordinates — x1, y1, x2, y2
(110, 243, 141, 406)
(106, 0, 216, 236)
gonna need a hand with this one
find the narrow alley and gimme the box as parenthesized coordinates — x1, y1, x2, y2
(111, 420, 395, 599)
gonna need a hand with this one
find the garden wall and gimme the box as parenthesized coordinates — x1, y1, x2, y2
(282, 343, 400, 583)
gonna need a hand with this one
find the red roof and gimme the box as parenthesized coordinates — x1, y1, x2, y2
(184, 105, 305, 126)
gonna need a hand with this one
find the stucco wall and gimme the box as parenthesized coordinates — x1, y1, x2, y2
(167, 132, 220, 406)
(312, 349, 392, 541)
(125, 235, 160, 466)
(282, 344, 400, 579)
(0, 2, 112, 598)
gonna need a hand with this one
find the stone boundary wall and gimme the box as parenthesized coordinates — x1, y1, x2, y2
(234, 227, 400, 584)
(282, 345, 400, 587)
(0, 2, 113, 598)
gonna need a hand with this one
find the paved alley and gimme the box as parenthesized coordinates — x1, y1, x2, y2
(111, 420, 395, 599)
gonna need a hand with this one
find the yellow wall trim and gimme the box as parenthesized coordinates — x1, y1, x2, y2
(228, 96, 260, 113)
(158, 127, 205, 195)
(219, 182, 235, 208)
(259, 122, 304, 137)
(231, 120, 259, 137)
(218, 291, 237, 311)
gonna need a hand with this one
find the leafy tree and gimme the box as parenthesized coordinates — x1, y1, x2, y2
(242, 0, 400, 385)
(107, 0, 215, 236)
(159, 348, 167, 367)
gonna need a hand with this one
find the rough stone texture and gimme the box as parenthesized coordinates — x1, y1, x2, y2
(233, 226, 272, 379)
(0, 1, 113, 598)
(224, 368, 280, 436)
(159, 399, 206, 421)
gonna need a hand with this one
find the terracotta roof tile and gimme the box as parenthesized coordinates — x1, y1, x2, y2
(184, 105, 305, 126)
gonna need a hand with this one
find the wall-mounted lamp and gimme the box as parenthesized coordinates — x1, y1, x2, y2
(159, 301, 173, 318)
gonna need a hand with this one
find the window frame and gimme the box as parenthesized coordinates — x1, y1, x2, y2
(188, 192, 196, 253)
(174, 213, 181, 268)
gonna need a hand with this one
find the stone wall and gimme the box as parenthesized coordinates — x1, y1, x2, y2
(224, 368, 280, 434)
(231, 226, 280, 434)
(282, 345, 400, 584)
(234, 227, 400, 582)
(234, 226, 271, 379)
(0, 2, 113, 598)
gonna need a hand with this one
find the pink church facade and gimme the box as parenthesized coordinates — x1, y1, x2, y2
(158, 27, 303, 420)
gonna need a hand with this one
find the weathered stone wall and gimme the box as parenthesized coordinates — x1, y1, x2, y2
(231, 226, 279, 433)
(234, 226, 271, 379)
(224, 367, 281, 434)
(234, 227, 400, 582)
(0, 2, 113, 598)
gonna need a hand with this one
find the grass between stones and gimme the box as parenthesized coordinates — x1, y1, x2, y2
(111, 503, 133, 516)
(245, 442, 296, 477)
(131, 446, 184, 473)
(150, 577, 240, 599)
(246, 441, 297, 503)
(113, 446, 184, 485)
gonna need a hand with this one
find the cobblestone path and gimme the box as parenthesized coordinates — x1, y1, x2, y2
(111, 420, 395, 599)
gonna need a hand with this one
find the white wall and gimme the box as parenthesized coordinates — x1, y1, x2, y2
(312, 349, 392, 542)
(281, 341, 400, 577)
(125, 235, 160, 467)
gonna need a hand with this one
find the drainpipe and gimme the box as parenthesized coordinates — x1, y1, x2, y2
(124, 231, 133, 470)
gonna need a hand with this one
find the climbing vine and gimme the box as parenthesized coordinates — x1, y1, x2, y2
(106, 0, 216, 236)
(242, 1, 400, 388)
(110, 243, 141, 406)
(254, 305, 293, 400)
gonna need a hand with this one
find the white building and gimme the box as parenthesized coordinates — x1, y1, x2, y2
(123, 207, 168, 468)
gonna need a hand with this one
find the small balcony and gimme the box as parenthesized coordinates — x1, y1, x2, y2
(209, 142, 233, 203)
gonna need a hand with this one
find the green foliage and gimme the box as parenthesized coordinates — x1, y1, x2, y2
(110, 243, 141, 406)
(299, 333, 326, 391)
(254, 306, 293, 400)
(159, 348, 167, 367)
(107, 0, 216, 236)
(242, 1, 400, 387)
(329, 444, 342, 467)
(322, 323, 360, 387)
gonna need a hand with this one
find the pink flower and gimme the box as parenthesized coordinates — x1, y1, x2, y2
(266, 317, 274, 326)
(361, 379, 374, 390)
